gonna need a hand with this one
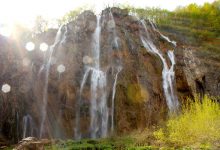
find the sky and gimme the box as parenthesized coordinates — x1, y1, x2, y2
(0, 0, 216, 31)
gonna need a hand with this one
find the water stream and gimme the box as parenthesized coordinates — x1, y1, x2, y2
(110, 67, 122, 132)
(22, 114, 33, 138)
(39, 25, 65, 138)
(140, 20, 179, 112)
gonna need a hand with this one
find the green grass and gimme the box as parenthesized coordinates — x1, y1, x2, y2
(45, 137, 135, 150)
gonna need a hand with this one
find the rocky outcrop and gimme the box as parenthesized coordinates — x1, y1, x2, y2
(175, 45, 220, 100)
(13, 137, 54, 150)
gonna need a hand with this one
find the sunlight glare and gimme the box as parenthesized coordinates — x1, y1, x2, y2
(40, 43, 49, 52)
(0, 25, 12, 37)
(25, 42, 35, 51)
(0, 0, 215, 29)
(1, 84, 11, 93)
(57, 64, 66, 73)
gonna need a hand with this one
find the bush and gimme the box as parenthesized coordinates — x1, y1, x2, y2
(154, 96, 220, 148)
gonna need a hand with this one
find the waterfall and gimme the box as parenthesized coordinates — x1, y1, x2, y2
(140, 20, 179, 112)
(109, 10, 119, 50)
(16, 112, 19, 142)
(76, 16, 109, 139)
(111, 67, 122, 132)
(39, 25, 65, 138)
(22, 114, 33, 138)
(75, 67, 91, 140)
(90, 69, 108, 138)
(89, 16, 108, 138)
(92, 16, 101, 69)
(149, 20, 176, 46)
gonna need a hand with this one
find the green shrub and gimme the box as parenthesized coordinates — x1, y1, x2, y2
(154, 96, 220, 148)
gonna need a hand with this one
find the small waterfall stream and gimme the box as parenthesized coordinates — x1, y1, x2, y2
(22, 114, 33, 138)
(39, 25, 66, 138)
(75, 67, 91, 140)
(110, 67, 122, 132)
(109, 10, 119, 50)
(140, 20, 179, 112)
(149, 20, 177, 46)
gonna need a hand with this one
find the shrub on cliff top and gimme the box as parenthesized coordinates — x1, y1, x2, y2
(154, 96, 220, 148)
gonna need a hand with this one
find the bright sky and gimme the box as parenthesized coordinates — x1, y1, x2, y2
(0, 0, 215, 32)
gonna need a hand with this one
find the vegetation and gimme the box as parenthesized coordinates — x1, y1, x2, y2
(154, 96, 220, 149)
(57, 7, 83, 25)
(57, 5, 93, 25)
(45, 137, 135, 150)
(120, 0, 220, 46)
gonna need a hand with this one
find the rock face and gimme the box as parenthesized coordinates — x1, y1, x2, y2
(175, 45, 220, 100)
(0, 7, 219, 144)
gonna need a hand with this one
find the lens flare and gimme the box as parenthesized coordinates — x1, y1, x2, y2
(25, 42, 35, 51)
(57, 64, 65, 73)
(40, 43, 49, 51)
(1, 84, 11, 93)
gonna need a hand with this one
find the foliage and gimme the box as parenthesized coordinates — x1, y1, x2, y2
(154, 96, 220, 148)
(57, 6, 92, 25)
(120, 0, 220, 43)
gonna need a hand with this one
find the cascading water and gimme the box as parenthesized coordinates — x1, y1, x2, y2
(109, 10, 119, 50)
(149, 20, 176, 46)
(39, 25, 65, 138)
(76, 16, 109, 139)
(140, 20, 179, 112)
(90, 69, 108, 138)
(109, 9, 123, 133)
(22, 114, 33, 138)
(90, 16, 109, 138)
(110, 67, 122, 132)
(16, 112, 19, 141)
(75, 67, 91, 140)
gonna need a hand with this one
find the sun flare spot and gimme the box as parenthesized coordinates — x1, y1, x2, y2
(2, 84, 11, 93)
(25, 42, 35, 51)
(57, 64, 66, 73)
(40, 43, 49, 52)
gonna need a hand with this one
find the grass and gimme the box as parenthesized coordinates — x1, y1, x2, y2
(45, 136, 135, 150)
